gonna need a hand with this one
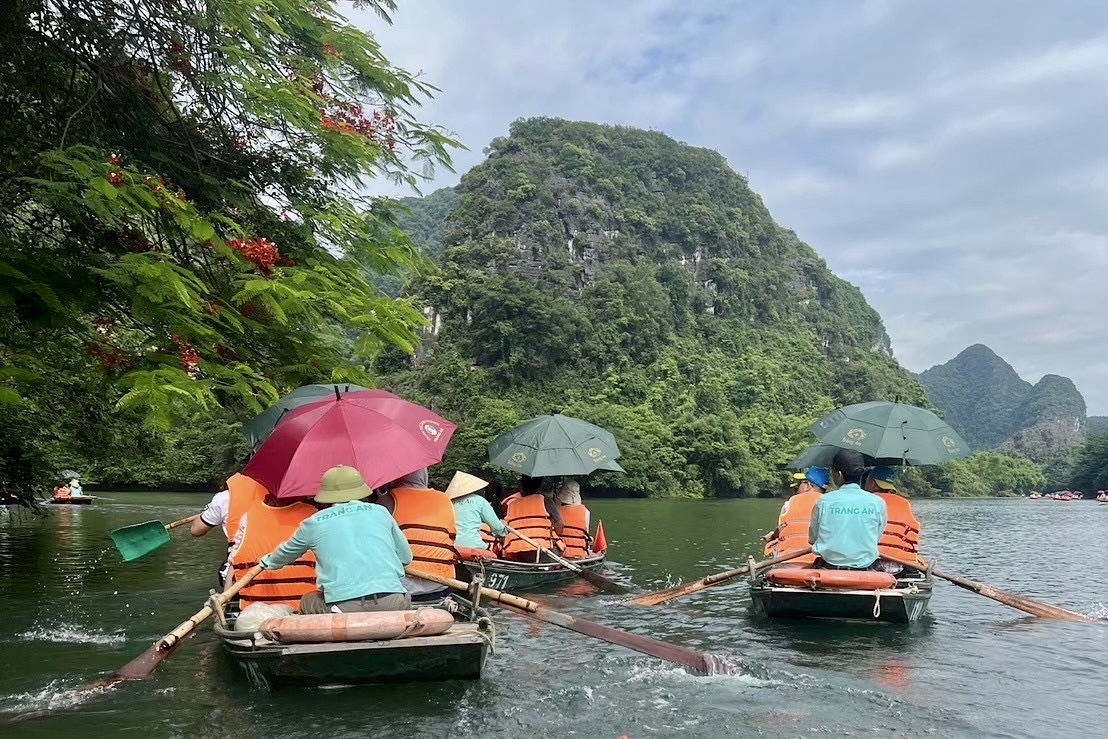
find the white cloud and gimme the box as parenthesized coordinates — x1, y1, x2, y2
(353, 0, 1108, 413)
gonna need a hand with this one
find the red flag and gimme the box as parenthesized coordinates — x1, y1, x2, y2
(592, 519, 608, 553)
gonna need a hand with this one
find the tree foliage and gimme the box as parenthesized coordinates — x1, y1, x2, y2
(0, 0, 454, 499)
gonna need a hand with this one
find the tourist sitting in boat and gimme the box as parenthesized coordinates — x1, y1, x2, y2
(228, 488, 318, 609)
(808, 450, 887, 570)
(68, 478, 83, 496)
(378, 468, 458, 604)
(260, 466, 413, 614)
(502, 475, 565, 562)
(447, 471, 508, 552)
(863, 466, 924, 572)
(191, 474, 267, 586)
(763, 467, 829, 566)
(51, 483, 70, 500)
(555, 479, 592, 559)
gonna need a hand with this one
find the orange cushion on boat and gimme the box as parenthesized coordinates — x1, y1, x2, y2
(259, 608, 455, 643)
(456, 546, 496, 562)
(765, 568, 897, 590)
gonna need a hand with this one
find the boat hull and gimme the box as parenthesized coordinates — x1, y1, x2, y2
(48, 496, 94, 506)
(217, 624, 490, 689)
(459, 552, 607, 592)
(750, 571, 932, 624)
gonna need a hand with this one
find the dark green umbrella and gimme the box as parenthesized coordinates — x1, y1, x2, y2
(488, 414, 624, 477)
(809, 401, 971, 466)
(242, 383, 366, 449)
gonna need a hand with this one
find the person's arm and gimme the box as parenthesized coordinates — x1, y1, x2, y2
(544, 496, 564, 535)
(191, 490, 228, 537)
(377, 491, 396, 515)
(190, 518, 214, 537)
(260, 521, 313, 570)
(478, 498, 509, 538)
(808, 500, 821, 545)
(389, 516, 413, 566)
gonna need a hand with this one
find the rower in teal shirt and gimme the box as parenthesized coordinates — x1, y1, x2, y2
(809, 449, 887, 569)
(446, 471, 508, 549)
(261, 466, 413, 613)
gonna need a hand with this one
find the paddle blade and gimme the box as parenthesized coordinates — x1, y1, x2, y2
(110, 521, 171, 562)
(112, 637, 185, 680)
(592, 520, 607, 553)
(627, 580, 710, 607)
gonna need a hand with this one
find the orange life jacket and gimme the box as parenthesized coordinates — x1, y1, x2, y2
(225, 473, 266, 544)
(876, 491, 923, 564)
(479, 523, 497, 548)
(503, 494, 563, 557)
(390, 487, 457, 580)
(231, 500, 317, 607)
(559, 504, 591, 559)
(500, 491, 522, 517)
(765, 491, 820, 566)
(52, 486, 69, 499)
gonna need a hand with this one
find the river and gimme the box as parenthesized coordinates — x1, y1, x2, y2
(0, 496, 1104, 738)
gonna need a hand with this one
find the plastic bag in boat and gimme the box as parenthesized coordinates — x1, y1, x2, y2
(235, 603, 294, 632)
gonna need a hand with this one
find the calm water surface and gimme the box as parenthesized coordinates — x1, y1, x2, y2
(0, 496, 1105, 738)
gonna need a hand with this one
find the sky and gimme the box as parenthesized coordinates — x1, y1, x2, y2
(350, 0, 1108, 414)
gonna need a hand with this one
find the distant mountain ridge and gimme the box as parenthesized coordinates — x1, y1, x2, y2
(918, 344, 1088, 459)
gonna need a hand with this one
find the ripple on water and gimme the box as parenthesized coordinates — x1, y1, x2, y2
(17, 622, 126, 646)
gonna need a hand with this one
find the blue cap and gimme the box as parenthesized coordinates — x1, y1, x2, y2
(804, 467, 830, 489)
(870, 466, 896, 482)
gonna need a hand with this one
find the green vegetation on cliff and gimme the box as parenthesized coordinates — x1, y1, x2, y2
(385, 118, 927, 497)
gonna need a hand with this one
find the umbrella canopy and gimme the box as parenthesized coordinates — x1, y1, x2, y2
(809, 401, 971, 466)
(58, 469, 81, 480)
(488, 414, 624, 477)
(242, 390, 456, 500)
(242, 383, 366, 449)
(785, 443, 919, 470)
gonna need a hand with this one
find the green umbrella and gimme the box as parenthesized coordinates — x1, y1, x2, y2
(488, 414, 624, 477)
(809, 401, 971, 466)
(241, 383, 365, 449)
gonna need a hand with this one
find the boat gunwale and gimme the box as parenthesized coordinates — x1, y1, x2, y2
(214, 622, 490, 656)
(460, 551, 606, 575)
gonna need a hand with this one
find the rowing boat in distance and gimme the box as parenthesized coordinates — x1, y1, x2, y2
(749, 566, 933, 624)
(212, 594, 495, 689)
(48, 496, 96, 506)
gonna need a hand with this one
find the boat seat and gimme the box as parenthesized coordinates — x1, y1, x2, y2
(456, 546, 496, 562)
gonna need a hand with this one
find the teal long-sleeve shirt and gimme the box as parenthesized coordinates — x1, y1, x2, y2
(260, 501, 413, 603)
(808, 483, 887, 568)
(452, 494, 508, 549)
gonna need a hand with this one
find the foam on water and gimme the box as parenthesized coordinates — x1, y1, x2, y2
(1087, 602, 1108, 620)
(18, 622, 126, 645)
(0, 678, 114, 723)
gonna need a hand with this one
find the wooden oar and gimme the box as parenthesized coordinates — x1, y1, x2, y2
(627, 548, 814, 607)
(112, 563, 265, 681)
(407, 566, 716, 674)
(110, 514, 199, 562)
(884, 555, 1099, 622)
(503, 524, 628, 594)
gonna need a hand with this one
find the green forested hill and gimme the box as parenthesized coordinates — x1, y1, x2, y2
(382, 118, 928, 497)
(918, 344, 1088, 460)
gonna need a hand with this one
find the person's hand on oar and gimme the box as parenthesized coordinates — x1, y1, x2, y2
(502, 524, 628, 594)
(110, 514, 200, 562)
(882, 555, 1100, 622)
(626, 548, 814, 607)
(406, 566, 723, 675)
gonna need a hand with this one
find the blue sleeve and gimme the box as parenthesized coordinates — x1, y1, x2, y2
(479, 498, 508, 537)
(389, 516, 413, 565)
(260, 521, 313, 569)
(808, 499, 821, 545)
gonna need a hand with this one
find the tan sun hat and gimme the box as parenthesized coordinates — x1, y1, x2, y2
(314, 465, 372, 504)
(445, 471, 489, 500)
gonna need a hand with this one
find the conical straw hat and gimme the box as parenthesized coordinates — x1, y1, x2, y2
(445, 471, 489, 500)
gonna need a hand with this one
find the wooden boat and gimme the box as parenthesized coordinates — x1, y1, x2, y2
(459, 551, 607, 592)
(749, 565, 933, 624)
(212, 594, 494, 690)
(48, 495, 95, 506)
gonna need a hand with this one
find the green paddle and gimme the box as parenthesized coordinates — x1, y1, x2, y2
(110, 514, 199, 562)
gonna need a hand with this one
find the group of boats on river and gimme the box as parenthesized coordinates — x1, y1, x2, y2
(1028, 490, 1106, 501)
(58, 396, 1096, 693)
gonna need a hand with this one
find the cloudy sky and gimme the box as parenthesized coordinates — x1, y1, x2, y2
(352, 0, 1108, 414)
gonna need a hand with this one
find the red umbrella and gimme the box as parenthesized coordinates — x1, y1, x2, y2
(243, 390, 456, 500)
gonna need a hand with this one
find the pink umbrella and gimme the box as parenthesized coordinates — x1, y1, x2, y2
(242, 390, 456, 500)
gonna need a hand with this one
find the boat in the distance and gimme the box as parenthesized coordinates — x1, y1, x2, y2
(212, 593, 495, 689)
(749, 565, 933, 624)
(458, 550, 607, 592)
